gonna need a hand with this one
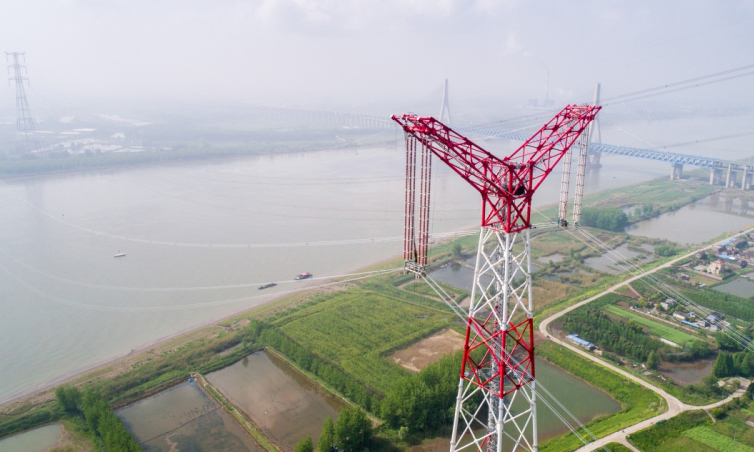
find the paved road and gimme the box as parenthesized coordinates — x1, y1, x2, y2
(539, 227, 754, 452)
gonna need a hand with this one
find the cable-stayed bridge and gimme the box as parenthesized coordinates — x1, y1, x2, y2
(457, 126, 754, 189)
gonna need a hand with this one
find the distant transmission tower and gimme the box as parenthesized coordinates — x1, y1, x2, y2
(6, 52, 36, 154)
(439, 79, 451, 125)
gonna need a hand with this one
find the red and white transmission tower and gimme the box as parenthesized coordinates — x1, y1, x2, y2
(393, 104, 600, 452)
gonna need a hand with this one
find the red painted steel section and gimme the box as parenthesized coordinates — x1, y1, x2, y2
(392, 104, 600, 233)
(462, 317, 535, 396)
(395, 105, 599, 406)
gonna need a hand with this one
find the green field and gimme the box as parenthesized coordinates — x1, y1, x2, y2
(604, 305, 697, 345)
(684, 426, 754, 452)
(273, 289, 454, 393)
(629, 404, 754, 452)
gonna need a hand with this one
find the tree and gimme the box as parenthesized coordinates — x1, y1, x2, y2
(646, 351, 660, 370)
(335, 407, 372, 451)
(55, 386, 82, 414)
(318, 416, 335, 452)
(717, 333, 743, 352)
(451, 243, 462, 258)
(295, 436, 314, 452)
(742, 356, 754, 377)
(712, 352, 727, 378)
(580, 208, 628, 232)
(713, 352, 735, 378)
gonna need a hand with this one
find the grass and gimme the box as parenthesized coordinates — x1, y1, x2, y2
(537, 341, 666, 452)
(604, 443, 633, 452)
(603, 305, 698, 345)
(273, 288, 454, 393)
(629, 401, 754, 452)
(684, 426, 754, 452)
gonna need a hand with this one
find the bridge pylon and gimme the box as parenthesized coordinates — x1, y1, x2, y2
(439, 79, 452, 125)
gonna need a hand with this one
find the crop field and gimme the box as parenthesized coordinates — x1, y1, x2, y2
(684, 427, 754, 452)
(273, 289, 455, 393)
(630, 405, 754, 452)
(603, 305, 697, 345)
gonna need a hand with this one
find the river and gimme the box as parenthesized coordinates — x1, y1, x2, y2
(0, 134, 721, 404)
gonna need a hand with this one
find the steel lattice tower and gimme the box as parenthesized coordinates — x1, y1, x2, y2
(6, 52, 36, 154)
(393, 105, 599, 452)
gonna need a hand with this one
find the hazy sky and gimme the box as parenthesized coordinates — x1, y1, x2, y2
(2, 1, 753, 112)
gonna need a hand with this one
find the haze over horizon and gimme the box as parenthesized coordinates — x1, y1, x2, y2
(1, 0, 753, 116)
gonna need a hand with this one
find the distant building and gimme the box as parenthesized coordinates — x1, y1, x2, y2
(708, 261, 725, 275)
(673, 312, 687, 321)
(660, 299, 677, 311)
(681, 320, 700, 329)
(566, 334, 597, 351)
(706, 312, 723, 323)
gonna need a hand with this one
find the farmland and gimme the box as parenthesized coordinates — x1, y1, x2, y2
(604, 305, 698, 345)
(272, 288, 456, 393)
(629, 400, 754, 452)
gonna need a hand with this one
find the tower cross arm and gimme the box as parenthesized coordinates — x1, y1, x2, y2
(391, 104, 600, 232)
(506, 104, 601, 194)
(391, 114, 515, 197)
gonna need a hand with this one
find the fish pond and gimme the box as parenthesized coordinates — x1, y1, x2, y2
(0, 424, 61, 452)
(117, 381, 263, 452)
(206, 350, 345, 451)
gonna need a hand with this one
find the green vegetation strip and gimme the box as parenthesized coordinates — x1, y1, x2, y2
(603, 305, 697, 344)
(629, 410, 711, 451)
(604, 443, 633, 452)
(684, 426, 754, 452)
(537, 341, 665, 452)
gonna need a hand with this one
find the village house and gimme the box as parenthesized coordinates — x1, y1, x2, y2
(660, 298, 677, 311)
(708, 260, 725, 275)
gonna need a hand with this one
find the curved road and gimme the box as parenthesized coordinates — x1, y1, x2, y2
(539, 227, 754, 451)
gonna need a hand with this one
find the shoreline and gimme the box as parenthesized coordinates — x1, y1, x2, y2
(0, 252, 405, 411)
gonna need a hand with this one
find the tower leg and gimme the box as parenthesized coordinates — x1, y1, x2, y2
(573, 132, 589, 226)
(450, 228, 536, 452)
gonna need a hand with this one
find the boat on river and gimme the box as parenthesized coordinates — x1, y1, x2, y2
(258, 282, 277, 290)
(114, 252, 126, 258)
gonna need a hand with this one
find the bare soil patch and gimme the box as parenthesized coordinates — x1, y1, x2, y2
(389, 329, 464, 372)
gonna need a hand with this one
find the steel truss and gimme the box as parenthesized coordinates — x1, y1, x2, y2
(450, 228, 536, 452)
(393, 105, 599, 452)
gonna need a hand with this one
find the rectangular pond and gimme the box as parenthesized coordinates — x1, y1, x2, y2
(117, 381, 263, 452)
(584, 243, 653, 274)
(714, 277, 754, 298)
(0, 425, 61, 452)
(206, 350, 345, 451)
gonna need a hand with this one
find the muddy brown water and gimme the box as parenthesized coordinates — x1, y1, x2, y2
(658, 356, 717, 386)
(117, 381, 263, 452)
(206, 351, 344, 451)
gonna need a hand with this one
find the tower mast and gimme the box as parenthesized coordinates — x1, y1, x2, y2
(394, 104, 599, 452)
(6, 52, 36, 154)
